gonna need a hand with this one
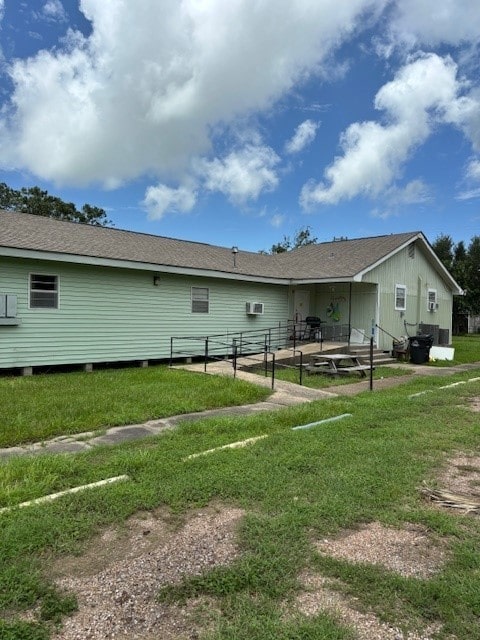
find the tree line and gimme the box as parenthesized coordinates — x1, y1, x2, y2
(0, 183, 110, 226)
(432, 234, 480, 330)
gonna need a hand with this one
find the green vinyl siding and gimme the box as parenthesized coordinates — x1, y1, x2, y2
(363, 243, 454, 350)
(0, 258, 289, 369)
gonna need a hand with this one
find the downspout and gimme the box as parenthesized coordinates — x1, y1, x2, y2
(417, 276, 422, 327)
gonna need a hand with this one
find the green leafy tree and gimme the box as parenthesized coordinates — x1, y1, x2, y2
(267, 226, 318, 254)
(432, 234, 480, 333)
(466, 236, 480, 315)
(432, 234, 454, 271)
(0, 182, 111, 226)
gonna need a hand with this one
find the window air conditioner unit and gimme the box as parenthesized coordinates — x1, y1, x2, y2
(246, 302, 264, 315)
(428, 301, 436, 311)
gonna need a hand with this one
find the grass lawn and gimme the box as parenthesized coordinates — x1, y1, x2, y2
(449, 335, 480, 364)
(271, 364, 413, 388)
(2, 361, 480, 638)
(0, 366, 270, 448)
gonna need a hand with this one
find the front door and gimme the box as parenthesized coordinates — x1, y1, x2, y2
(293, 290, 310, 322)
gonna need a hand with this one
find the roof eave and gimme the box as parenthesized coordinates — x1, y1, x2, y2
(0, 246, 291, 285)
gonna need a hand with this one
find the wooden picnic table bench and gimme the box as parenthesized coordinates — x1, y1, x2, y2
(307, 353, 375, 377)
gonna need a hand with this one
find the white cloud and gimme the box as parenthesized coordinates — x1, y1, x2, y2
(143, 184, 197, 220)
(371, 179, 431, 218)
(0, 0, 387, 187)
(270, 213, 286, 228)
(285, 119, 319, 154)
(443, 88, 480, 153)
(466, 159, 480, 182)
(388, 0, 480, 49)
(456, 158, 480, 200)
(197, 144, 280, 204)
(385, 179, 431, 206)
(300, 54, 464, 208)
(42, 0, 67, 22)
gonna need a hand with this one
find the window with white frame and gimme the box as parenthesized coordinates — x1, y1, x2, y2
(30, 274, 58, 309)
(395, 284, 406, 311)
(428, 289, 437, 311)
(191, 286, 209, 313)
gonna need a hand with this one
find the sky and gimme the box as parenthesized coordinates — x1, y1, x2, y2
(0, 1, 480, 252)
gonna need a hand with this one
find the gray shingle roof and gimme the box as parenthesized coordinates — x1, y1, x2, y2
(0, 210, 421, 282)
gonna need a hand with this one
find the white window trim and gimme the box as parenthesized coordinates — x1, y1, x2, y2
(395, 284, 407, 311)
(29, 273, 59, 309)
(191, 286, 209, 314)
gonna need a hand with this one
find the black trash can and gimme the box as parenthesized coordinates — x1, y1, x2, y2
(409, 334, 434, 364)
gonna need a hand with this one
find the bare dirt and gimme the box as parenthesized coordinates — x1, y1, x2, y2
(36, 442, 480, 639)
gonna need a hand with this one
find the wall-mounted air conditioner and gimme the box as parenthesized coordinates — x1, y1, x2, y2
(428, 301, 437, 312)
(246, 302, 264, 315)
(0, 294, 17, 318)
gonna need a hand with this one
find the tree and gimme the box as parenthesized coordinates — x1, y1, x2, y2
(266, 226, 318, 254)
(431, 234, 454, 272)
(431, 234, 480, 333)
(0, 182, 111, 226)
(466, 236, 480, 315)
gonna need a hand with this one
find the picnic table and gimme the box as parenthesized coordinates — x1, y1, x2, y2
(305, 353, 374, 377)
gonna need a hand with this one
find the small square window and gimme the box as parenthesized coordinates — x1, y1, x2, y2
(30, 274, 58, 309)
(395, 285, 406, 311)
(191, 286, 209, 313)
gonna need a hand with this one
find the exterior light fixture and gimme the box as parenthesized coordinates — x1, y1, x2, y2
(153, 275, 161, 286)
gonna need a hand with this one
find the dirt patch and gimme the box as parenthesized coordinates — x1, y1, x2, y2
(294, 570, 441, 640)
(438, 452, 480, 497)
(46, 504, 244, 639)
(315, 521, 446, 579)
(292, 522, 447, 639)
(468, 396, 480, 413)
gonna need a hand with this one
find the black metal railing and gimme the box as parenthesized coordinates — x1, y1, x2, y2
(169, 320, 317, 387)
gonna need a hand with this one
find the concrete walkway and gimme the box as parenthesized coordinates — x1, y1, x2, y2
(2, 358, 479, 461)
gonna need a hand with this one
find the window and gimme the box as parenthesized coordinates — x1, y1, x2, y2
(428, 289, 437, 311)
(30, 274, 58, 309)
(191, 286, 209, 313)
(395, 284, 406, 311)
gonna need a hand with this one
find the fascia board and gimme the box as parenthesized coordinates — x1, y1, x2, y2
(290, 277, 354, 285)
(0, 246, 290, 285)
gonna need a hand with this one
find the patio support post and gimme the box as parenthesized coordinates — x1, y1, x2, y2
(348, 282, 352, 347)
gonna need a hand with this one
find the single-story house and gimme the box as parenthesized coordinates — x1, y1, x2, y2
(0, 210, 463, 372)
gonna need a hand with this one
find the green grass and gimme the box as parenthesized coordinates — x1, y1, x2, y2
(2, 367, 480, 638)
(450, 335, 480, 364)
(271, 365, 412, 388)
(0, 366, 270, 448)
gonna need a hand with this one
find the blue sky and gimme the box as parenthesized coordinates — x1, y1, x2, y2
(1, 1, 480, 252)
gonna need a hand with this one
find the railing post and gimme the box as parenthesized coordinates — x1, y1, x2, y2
(264, 344, 268, 378)
(204, 337, 209, 373)
(169, 337, 173, 367)
(271, 353, 275, 389)
(299, 350, 303, 386)
(233, 343, 237, 378)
